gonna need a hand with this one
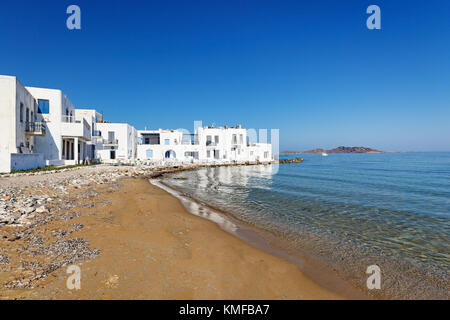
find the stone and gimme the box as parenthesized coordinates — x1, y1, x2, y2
(35, 206, 48, 214)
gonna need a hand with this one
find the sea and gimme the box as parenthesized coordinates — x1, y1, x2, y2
(160, 152, 450, 299)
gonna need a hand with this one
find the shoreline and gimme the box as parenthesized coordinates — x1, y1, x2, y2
(152, 178, 368, 300)
(158, 163, 450, 300)
(0, 165, 345, 299)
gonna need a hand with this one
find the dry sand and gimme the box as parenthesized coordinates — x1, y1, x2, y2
(1, 176, 343, 299)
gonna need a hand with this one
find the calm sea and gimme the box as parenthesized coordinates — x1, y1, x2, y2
(163, 152, 450, 299)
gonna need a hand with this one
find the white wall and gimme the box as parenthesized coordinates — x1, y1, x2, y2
(0, 153, 11, 173)
(10, 153, 45, 171)
(0, 76, 38, 155)
(96, 123, 137, 161)
(0, 153, 45, 173)
(136, 127, 272, 163)
(0, 76, 17, 155)
(25, 87, 66, 161)
(75, 109, 103, 159)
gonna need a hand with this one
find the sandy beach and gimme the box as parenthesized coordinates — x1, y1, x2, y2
(0, 166, 343, 299)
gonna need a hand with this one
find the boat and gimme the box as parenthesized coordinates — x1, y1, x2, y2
(321, 152, 328, 156)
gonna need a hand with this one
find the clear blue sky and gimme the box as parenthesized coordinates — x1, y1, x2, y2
(1, 0, 449, 151)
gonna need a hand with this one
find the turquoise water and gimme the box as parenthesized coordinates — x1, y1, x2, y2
(164, 152, 450, 298)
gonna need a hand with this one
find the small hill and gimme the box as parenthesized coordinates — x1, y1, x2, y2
(301, 146, 388, 154)
(279, 150, 302, 154)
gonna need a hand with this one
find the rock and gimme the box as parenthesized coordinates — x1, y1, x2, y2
(20, 207, 36, 215)
(0, 254, 9, 265)
(35, 206, 48, 214)
(4, 196, 11, 201)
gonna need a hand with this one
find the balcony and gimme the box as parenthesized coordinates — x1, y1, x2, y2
(61, 115, 76, 123)
(102, 139, 118, 147)
(61, 118, 91, 141)
(206, 141, 217, 147)
(182, 140, 200, 145)
(25, 122, 46, 136)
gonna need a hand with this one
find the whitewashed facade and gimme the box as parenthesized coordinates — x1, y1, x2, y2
(0, 76, 46, 172)
(74, 109, 104, 160)
(136, 125, 273, 164)
(25, 86, 91, 166)
(95, 123, 137, 162)
(1, 75, 273, 172)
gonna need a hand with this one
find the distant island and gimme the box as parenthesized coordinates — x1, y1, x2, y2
(280, 146, 394, 154)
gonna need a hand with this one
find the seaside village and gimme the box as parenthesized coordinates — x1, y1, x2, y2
(0, 75, 274, 173)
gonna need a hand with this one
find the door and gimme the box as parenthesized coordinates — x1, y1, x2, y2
(110, 150, 116, 159)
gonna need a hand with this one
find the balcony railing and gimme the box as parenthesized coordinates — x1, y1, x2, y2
(103, 139, 119, 146)
(182, 140, 200, 145)
(206, 141, 217, 146)
(62, 115, 78, 123)
(25, 122, 46, 136)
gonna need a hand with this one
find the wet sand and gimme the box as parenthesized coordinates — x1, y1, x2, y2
(2, 176, 343, 299)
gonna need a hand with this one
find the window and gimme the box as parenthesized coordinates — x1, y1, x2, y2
(185, 151, 199, 159)
(20, 103, 24, 122)
(214, 135, 219, 144)
(37, 99, 49, 114)
(165, 139, 170, 145)
(207, 150, 211, 158)
(232, 134, 237, 144)
(26, 108, 29, 123)
(264, 152, 269, 158)
(239, 134, 243, 144)
(145, 138, 150, 144)
(206, 135, 212, 146)
(146, 149, 153, 159)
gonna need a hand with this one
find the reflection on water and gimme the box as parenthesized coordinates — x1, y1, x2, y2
(163, 153, 450, 299)
(151, 179, 238, 234)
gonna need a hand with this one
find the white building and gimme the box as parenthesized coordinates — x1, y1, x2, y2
(25, 86, 91, 166)
(74, 109, 104, 161)
(1, 74, 273, 172)
(95, 123, 137, 162)
(0, 75, 46, 172)
(136, 125, 273, 163)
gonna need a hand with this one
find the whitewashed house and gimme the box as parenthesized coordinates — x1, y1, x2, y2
(1, 74, 274, 172)
(137, 125, 273, 163)
(74, 109, 104, 161)
(137, 129, 201, 162)
(25, 86, 91, 166)
(95, 123, 137, 162)
(0, 76, 46, 172)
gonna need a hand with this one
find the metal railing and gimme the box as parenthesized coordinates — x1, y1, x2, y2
(25, 122, 46, 135)
(182, 140, 200, 145)
(103, 139, 119, 145)
(61, 115, 78, 123)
